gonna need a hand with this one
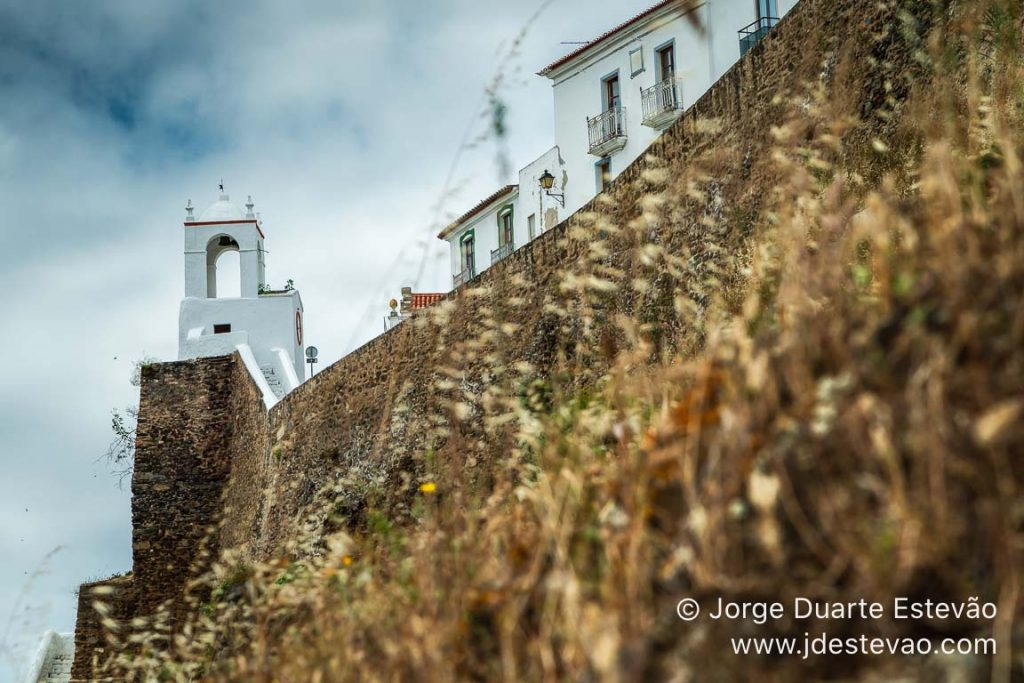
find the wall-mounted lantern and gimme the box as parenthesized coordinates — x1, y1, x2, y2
(539, 169, 565, 207)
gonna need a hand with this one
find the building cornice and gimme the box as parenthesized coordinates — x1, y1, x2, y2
(538, 0, 699, 80)
(185, 219, 265, 239)
(437, 185, 519, 240)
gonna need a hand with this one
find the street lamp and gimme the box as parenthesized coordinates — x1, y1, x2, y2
(539, 169, 565, 207)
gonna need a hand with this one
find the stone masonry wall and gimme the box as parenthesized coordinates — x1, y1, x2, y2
(74, 0, 939, 673)
(72, 357, 267, 680)
(70, 575, 134, 680)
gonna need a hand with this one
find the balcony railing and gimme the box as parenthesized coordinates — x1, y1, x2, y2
(587, 106, 627, 156)
(491, 242, 513, 265)
(739, 16, 779, 56)
(641, 76, 684, 130)
(453, 265, 475, 288)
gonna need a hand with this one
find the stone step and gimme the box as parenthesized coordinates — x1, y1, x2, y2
(260, 365, 286, 398)
(30, 633, 74, 683)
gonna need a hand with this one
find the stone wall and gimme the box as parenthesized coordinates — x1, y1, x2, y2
(71, 357, 268, 680)
(70, 575, 134, 681)
(73, 0, 937, 673)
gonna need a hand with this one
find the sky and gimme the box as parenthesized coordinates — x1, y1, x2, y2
(0, 0, 659, 678)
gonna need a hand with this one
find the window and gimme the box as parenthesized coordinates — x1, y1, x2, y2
(460, 232, 475, 275)
(498, 206, 514, 247)
(657, 43, 675, 81)
(528, 214, 536, 240)
(596, 158, 612, 192)
(629, 47, 644, 77)
(655, 41, 680, 109)
(213, 324, 232, 334)
(603, 73, 620, 111)
(757, 0, 779, 19)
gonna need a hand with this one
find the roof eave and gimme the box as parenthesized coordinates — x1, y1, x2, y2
(437, 185, 519, 240)
(537, 0, 689, 78)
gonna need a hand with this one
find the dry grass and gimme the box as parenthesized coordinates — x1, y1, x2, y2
(85, 1, 1024, 680)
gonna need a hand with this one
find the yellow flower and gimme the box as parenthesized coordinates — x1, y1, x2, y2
(342, 555, 353, 567)
(419, 482, 437, 494)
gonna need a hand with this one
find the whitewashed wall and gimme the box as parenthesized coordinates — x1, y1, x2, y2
(517, 146, 566, 240)
(546, 0, 794, 217)
(705, 0, 793, 78)
(444, 189, 519, 285)
(547, 3, 706, 215)
(178, 290, 305, 382)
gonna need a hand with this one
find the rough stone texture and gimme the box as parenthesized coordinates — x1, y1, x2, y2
(71, 358, 267, 680)
(70, 575, 134, 681)
(72, 0, 938, 673)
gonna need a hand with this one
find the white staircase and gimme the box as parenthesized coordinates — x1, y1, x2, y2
(261, 364, 285, 397)
(41, 650, 72, 682)
(234, 343, 301, 408)
(25, 631, 73, 683)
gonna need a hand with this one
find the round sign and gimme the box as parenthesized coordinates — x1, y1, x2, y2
(305, 346, 319, 359)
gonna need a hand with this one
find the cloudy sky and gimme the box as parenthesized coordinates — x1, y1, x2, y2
(0, 0, 664, 678)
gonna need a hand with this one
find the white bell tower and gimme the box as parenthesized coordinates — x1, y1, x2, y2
(183, 187, 267, 298)
(178, 185, 305, 403)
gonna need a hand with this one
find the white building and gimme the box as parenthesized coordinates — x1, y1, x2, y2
(440, 0, 792, 287)
(438, 184, 518, 286)
(178, 187, 305, 405)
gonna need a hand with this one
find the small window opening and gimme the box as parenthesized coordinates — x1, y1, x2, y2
(596, 158, 612, 192)
(213, 324, 232, 334)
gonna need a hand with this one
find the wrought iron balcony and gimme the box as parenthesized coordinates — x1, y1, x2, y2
(491, 242, 513, 265)
(587, 106, 627, 156)
(739, 16, 779, 56)
(641, 76, 684, 130)
(453, 266, 475, 288)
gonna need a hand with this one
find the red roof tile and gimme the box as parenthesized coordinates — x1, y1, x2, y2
(538, 0, 682, 76)
(410, 293, 445, 311)
(437, 185, 518, 239)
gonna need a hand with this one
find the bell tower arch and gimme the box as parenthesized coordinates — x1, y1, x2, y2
(183, 188, 266, 298)
(178, 185, 304, 402)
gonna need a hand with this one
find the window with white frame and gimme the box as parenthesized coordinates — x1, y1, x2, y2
(498, 206, 514, 247)
(460, 232, 475, 275)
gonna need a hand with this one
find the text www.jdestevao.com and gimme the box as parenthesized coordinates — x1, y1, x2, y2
(730, 633, 996, 659)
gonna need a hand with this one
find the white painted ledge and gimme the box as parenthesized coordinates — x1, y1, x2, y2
(235, 343, 280, 409)
(24, 630, 73, 683)
(273, 347, 301, 393)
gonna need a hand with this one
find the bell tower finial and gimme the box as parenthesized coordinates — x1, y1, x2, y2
(185, 199, 194, 223)
(245, 195, 255, 219)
